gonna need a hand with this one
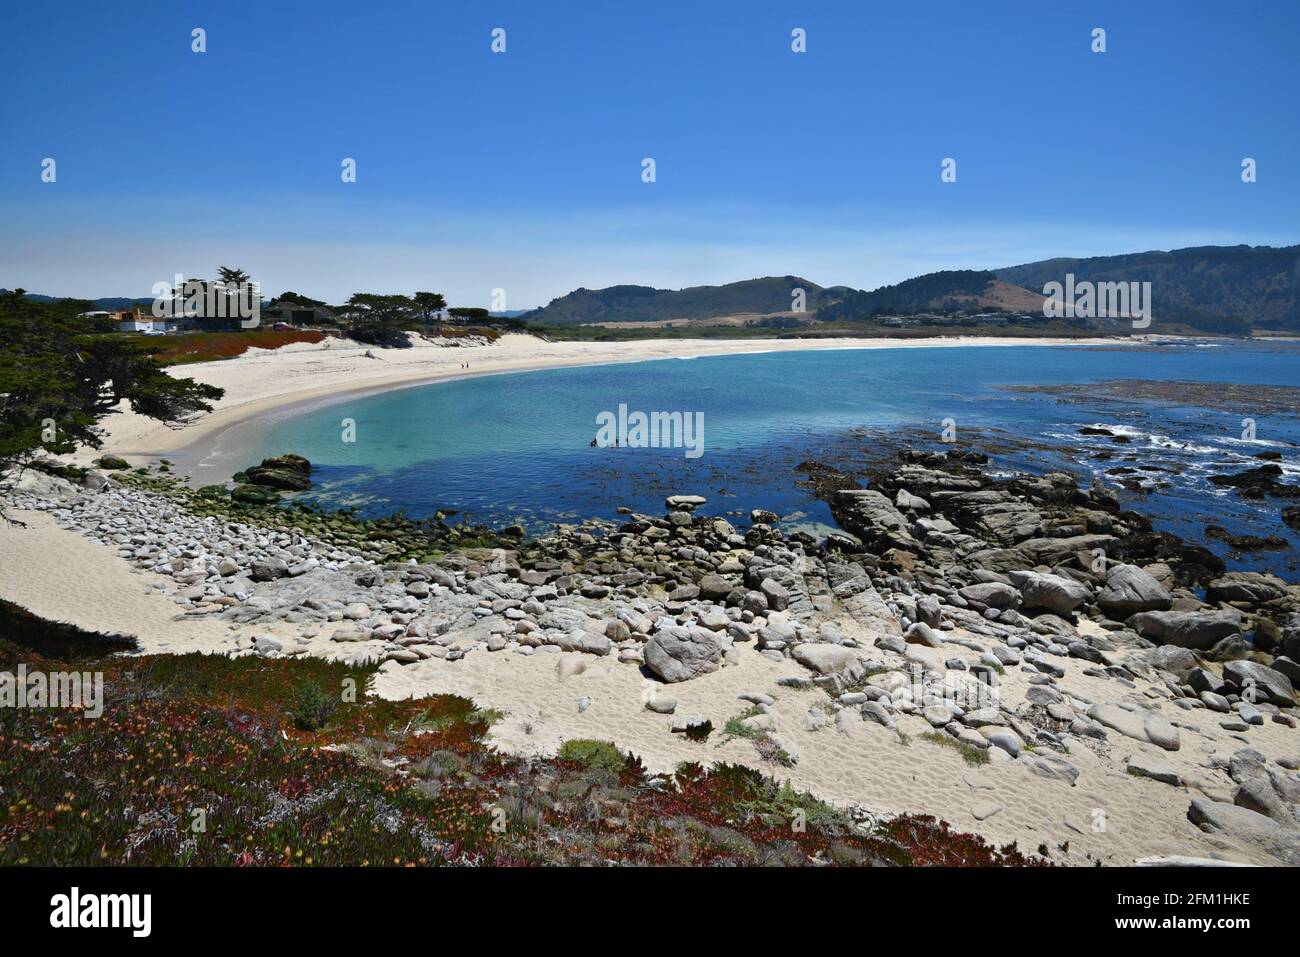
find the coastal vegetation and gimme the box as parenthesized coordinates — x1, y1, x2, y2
(532, 315, 1119, 342)
(155, 329, 327, 365)
(0, 601, 1036, 867)
(0, 290, 223, 505)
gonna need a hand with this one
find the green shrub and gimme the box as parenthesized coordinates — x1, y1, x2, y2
(290, 679, 339, 731)
(556, 739, 626, 773)
(921, 730, 989, 766)
(722, 707, 762, 740)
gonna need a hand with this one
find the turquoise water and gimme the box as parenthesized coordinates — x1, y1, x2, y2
(226, 340, 1300, 576)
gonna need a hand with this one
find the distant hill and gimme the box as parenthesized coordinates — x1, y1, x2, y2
(996, 244, 1300, 333)
(814, 270, 1042, 321)
(521, 276, 852, 325)
(84, 296, 157, 310)
(4, 291, 156, 310)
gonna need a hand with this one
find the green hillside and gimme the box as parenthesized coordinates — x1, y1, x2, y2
(521, 276, 849, 325)
(996, 244, 1300, 333)
(813, 271, 1001, 321)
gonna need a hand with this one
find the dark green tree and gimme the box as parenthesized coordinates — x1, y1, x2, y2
(0, 290, 223, 512)
(215, 265, 251, 287)
(448, 306, 490, 324)
(342, 293, 419, 346)
(413, 291, 447, 324)
(277, 290, 328, 308)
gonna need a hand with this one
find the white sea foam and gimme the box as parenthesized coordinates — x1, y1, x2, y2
(1216, 435, 1291, 448)
(1082, 422, 1148, 438)
(1146, 433, 1222, 455)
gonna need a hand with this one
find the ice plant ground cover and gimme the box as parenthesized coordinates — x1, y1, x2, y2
(0, 600, 1035, 867)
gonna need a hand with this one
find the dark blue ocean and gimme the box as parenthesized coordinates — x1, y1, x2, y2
(206, 340, 1300, 579)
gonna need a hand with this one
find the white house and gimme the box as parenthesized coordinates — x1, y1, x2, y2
(117, 315, 176, 334)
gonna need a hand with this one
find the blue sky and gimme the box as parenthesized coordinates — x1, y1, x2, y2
(2, 0, 1297, 306)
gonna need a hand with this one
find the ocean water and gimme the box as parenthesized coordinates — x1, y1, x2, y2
(212, 340, 1300, 578)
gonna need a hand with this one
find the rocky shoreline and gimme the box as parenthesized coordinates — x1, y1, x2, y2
(5, 443, 1300, 865)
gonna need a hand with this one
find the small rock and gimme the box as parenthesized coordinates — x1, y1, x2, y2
(1127, 755, 1183, 787)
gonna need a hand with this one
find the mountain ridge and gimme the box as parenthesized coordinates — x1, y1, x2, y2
(521, 244, 1300, 333)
